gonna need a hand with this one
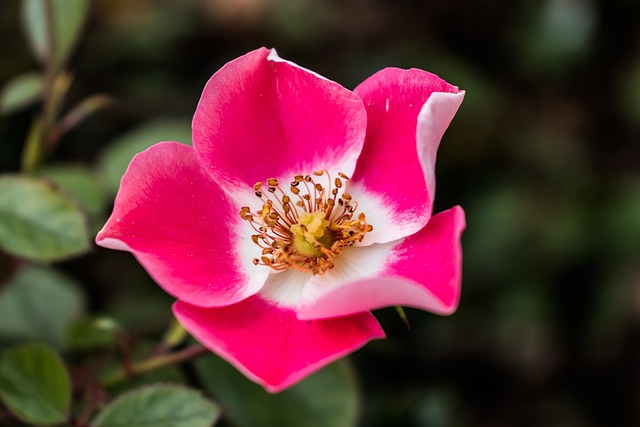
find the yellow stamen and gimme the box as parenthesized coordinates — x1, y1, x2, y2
(239, 170, 373, 275)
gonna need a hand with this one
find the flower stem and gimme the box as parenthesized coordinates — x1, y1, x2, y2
(100, 344, 208, 387)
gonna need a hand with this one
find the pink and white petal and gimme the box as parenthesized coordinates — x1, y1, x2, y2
(96, 142, 268, 307)
(298, 206, 465, 320)
(351, 68, 463, 244)
(173, 296, 385, 393)
(259, 269, 311, 308)
(192, 47, 367, 202)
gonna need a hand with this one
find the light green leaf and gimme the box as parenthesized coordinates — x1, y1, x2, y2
(92, 384, 221, 427)
(0, 265, 85, 349)
(98, 118, 191, 194)
(0, 72, 43, 114)
(0, 175, 90, 261)
(21, 0, 91, 69)
(21, 117, 45, 173)
(195, 355, 360, 427)
(38, 164, 106, 215)
(0, 343, 71, 425)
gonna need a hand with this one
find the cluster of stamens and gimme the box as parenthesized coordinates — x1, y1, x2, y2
(239, 170, 373, 275)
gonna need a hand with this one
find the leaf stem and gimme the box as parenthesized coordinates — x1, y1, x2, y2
(100, 344, 208, 388)
(74, 382, 105, 427)
(151, 319, 189, 356)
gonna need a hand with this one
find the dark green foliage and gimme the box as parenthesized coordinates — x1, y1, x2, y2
(0, 0, 639, 426)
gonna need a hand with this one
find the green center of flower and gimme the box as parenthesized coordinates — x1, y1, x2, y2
(238, 170, 373, 275)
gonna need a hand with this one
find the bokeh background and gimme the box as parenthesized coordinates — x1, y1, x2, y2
(1, 0, 640, 426)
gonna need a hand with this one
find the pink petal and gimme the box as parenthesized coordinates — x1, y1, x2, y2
(298, 206, 465, 320)
(96, 142, 269, 307)
(192, 48, 367, 200)
(173, 296, 385, 392)
(351, 68, 464, 244)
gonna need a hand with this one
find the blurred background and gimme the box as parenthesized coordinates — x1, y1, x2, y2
(1, 0, 640, 426)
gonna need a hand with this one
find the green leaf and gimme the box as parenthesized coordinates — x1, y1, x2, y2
(92, 384, 221, 427)
(0, 265, 85, 349)
(21, 0, 91, 69)
(66, 317, 119, 351)
(0, 72, 43, 114)
(0, 343, 71, 425)
(195, 355, 360, 427)
(99, 118, 191, 194)
(517, 0, 595, 74)
(38, 164, 106, 215)
(0, 175, 90, 261)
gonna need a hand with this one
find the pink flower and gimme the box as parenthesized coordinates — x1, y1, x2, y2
(97, 48, 465, 392)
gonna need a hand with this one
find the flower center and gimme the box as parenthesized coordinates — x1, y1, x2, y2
(239, 170, 373, 275)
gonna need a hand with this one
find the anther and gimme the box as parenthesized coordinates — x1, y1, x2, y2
(267, 178, 278, 186)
